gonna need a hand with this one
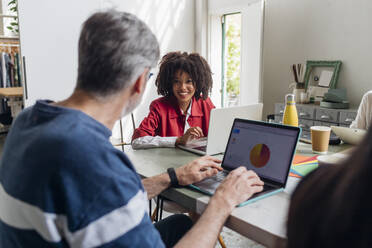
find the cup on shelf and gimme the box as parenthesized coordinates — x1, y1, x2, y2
(300, 92, 310, 104)
(292, 88, 305, 103)
(310, 126, 331, 154)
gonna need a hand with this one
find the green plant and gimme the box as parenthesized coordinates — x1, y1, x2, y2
(225, 16, 241, 96)
(7, 0, 18, 34)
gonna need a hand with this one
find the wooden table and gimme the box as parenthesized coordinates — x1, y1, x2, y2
(124, 142, 352, 247)
(0, 87, 23, 118)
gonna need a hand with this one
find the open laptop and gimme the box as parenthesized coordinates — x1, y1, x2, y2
(331, 126, 366, 145)
(177, 103, 263, 155)
(190, 118, 301, 206)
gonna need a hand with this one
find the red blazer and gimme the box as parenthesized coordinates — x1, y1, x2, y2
(132, 96, 215, 140)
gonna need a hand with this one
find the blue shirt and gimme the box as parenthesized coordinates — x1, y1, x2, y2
(0, 100, 165, 247)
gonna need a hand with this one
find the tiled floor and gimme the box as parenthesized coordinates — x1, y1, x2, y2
(159, 207, 264, 248)
(218, 227, 264, 248)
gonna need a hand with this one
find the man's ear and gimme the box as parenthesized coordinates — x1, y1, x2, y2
(132, 69, 149, 95)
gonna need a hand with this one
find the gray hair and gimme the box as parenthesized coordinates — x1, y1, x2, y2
(76, 10, 160, 97)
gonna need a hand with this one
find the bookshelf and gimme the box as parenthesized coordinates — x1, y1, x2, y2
(0, 0, 22, 133)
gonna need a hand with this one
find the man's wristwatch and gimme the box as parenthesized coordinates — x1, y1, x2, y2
(167, 167, 180, 188)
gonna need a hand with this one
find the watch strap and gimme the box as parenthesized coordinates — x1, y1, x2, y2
(167, 167, 180, 188)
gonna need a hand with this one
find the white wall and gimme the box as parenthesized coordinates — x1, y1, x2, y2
(18, 0, 101, 107)
(262, 0, 372, 118)
(19, 0, 195, 142)
(104, 0, 195, 141)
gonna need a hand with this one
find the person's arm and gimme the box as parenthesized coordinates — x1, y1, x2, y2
(132, 136, 178, 149)
(142, 156, 222, 199)
(132, 126, 205, 148)
(132, 102, 160, 141)
(142, 173, 171, 200)
(175, 167, 264, 248)
(350, 93, 368, 129)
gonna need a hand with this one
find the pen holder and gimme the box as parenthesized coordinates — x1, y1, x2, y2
(300, 92, 310, 104)
(293, 88, 305, 103)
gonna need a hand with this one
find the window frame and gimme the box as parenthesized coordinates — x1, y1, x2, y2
(0, 0, 19, 39)
(221, 12, 241, 107)
(207, 0, 265, 108)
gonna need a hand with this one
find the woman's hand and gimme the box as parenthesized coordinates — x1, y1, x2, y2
(176, 127, 204, 145)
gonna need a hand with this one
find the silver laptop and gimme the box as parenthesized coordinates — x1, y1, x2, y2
(177, 103, 263, 155)
(190, 119, 300, 206)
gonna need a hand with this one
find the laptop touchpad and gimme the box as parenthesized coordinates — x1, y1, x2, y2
(193, 178, 220, 194)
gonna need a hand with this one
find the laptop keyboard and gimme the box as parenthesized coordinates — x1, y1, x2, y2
(193, 145, 207, 152)
(211, 171, 276, 191)
(211, 170, 229, 182)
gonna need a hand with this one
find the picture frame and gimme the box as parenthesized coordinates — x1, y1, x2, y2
(303, 60, 342, 91)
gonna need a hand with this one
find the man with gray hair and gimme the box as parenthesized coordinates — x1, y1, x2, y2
(0, 10, 263, 247)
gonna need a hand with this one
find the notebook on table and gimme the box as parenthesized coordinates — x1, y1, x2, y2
(190, 118, 301, 206)
(177, 103, 263, 156)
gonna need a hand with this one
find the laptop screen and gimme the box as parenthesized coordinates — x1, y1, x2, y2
(222, 119, 300, 185)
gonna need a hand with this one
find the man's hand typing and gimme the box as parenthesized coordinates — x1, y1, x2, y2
(175, 156, 222, 186)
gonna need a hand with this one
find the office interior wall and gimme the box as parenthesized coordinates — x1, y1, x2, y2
(18, 0, 102, 107)
(20, 0, 195, 141)
(262, 0, 372, 118)
(195, 0, 208, 58)
(106, 0, 195, 141)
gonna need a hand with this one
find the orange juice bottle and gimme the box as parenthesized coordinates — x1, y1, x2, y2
(283, 94, 298, 127)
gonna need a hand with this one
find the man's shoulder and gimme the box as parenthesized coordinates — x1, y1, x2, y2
(7, 104, 121, 171)
(27, 117, 108, 156)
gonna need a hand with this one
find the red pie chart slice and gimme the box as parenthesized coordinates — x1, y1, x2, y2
(250, 144, 270, 168)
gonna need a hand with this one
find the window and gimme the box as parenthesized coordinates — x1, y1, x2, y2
(222, 13, 241, 107)
(0, 0, 18, 38)
(207, 0, 264, 108)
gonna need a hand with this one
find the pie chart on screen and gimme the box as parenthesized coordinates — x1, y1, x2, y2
(250, 144, 270, 168)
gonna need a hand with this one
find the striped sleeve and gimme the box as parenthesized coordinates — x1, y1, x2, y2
(59, 162, 165, 248)
(63, 190, 162, 248)
(0, 183, 165, 248)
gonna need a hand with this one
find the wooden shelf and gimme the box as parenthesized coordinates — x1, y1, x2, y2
(0, 87, 23, 97)
(0, 14, 17, 18)
(0, 36, 19, 41)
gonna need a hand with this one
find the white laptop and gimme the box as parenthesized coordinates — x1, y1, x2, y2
(190, 118, 301, 206)
(331, 126, 366, 145)
(177, 103, 263, 155)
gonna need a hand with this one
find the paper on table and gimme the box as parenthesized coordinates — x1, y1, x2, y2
(318, 70, 334, 87)
(292, 154, 318, 165)
(291, 163, 318, 177)
(292, 155, 309, 164)
(289, 172, 301, 178)
(290, 155, 319, 178)
(293, 160, 318, 166)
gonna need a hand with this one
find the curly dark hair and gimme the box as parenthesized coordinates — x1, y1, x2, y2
(155, 51, 213, 100)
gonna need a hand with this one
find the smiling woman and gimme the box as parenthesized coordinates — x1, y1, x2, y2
(131, 51, 215, 149)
